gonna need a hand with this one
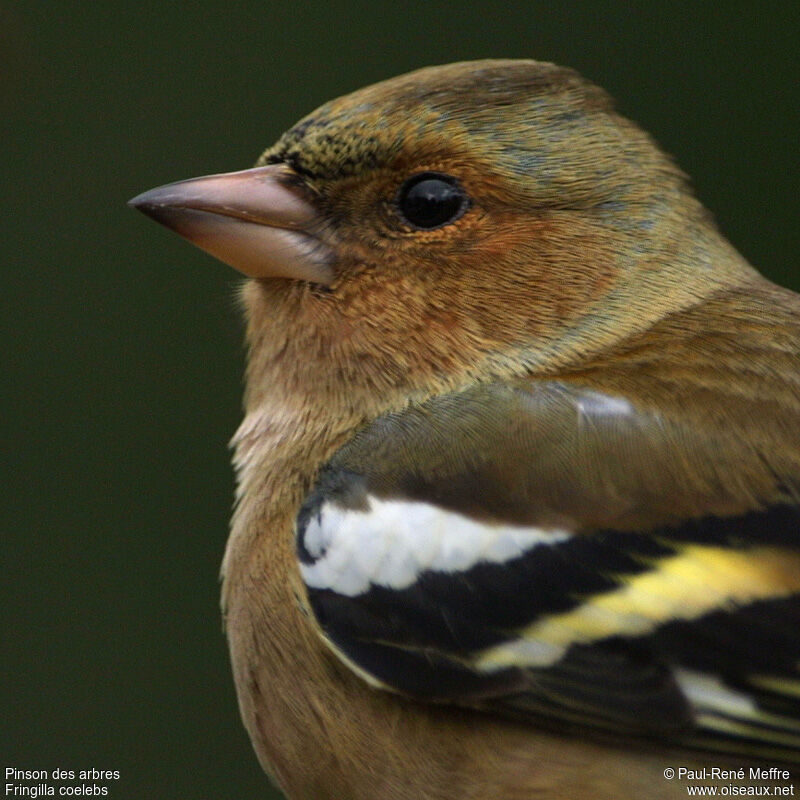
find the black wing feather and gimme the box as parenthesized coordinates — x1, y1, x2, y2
(297, 379, 800, 761)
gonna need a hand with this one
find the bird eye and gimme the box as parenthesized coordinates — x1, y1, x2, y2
(396, 173, 469, 230)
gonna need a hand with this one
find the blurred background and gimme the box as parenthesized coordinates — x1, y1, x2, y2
(3, 3, 798, 798)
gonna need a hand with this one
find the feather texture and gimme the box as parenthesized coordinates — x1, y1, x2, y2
(134, 58, 800, 799)
(296, 367, 800, 762)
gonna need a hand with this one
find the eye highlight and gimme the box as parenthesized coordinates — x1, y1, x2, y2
(395, 173, 469, 230)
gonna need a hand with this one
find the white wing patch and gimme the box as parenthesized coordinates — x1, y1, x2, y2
(675, 669, 756, 719)
(675, 669, 800, 744)
(300, 495, 571, 597)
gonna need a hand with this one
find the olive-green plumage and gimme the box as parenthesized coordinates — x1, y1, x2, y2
(134, 59, 800, 799)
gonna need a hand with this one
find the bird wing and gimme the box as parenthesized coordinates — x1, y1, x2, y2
(296, 379, 800, 761)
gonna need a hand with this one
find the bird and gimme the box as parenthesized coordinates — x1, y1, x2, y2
(129, 60, 800, 799)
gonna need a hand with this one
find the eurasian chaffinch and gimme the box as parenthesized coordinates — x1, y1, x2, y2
(131, 60, 800, 799)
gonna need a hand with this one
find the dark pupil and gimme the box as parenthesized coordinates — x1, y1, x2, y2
(399, 176, 464, 229)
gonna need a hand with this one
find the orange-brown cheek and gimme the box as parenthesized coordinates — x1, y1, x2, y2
(437, 213, 622, 343)
(529, 217, 621, 317)
(327, 207, 623, 389)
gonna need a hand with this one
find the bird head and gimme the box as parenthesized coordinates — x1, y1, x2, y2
(131, 60, 754, 414)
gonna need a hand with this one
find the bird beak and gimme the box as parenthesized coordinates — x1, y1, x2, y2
(129, 164, 333, 284)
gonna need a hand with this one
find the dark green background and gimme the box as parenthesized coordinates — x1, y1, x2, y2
(4, 3, 798, 798)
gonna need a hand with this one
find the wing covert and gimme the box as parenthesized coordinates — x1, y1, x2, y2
(296, 379, 800, 760)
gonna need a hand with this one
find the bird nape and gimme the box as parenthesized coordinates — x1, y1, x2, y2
(131, 60, 800, 800)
